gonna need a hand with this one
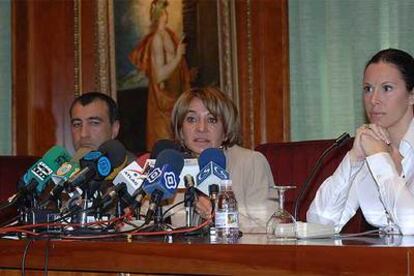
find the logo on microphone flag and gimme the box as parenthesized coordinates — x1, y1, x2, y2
(31, 161, 53, 181)
(147, 167, 162, 183)
(196, 162, 229, 184)
(164, 171, 178, 189)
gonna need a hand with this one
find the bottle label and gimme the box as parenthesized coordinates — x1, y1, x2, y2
(215, 211, 239, 228)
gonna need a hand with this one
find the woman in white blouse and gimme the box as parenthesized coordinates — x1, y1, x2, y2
(307, 48, 414, 235)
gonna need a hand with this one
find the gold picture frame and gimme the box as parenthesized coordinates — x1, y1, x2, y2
(73, 0, 239, 103)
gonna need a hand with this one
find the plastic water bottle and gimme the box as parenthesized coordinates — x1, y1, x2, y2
(215, 180, 239, 243)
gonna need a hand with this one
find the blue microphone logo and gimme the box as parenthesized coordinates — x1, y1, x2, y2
(148, 167, 162, 183)
(212, 163, 229, 179)
(164, 171, 178, 189)
(197, 165, 211, 183)
(97, 156, 111, 177)
(84, 151, 102, 161)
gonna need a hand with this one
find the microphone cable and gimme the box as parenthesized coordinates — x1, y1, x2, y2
(161, 200, 185, 222)
(21, 238, 34, 276)
(293, 132, 351, 220)
(0, 199, 17, 211)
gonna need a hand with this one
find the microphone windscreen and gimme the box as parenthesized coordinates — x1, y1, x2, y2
(198, 148, 226, 169)
(98, 139, 127, 168)
(105, 156, 129, 181)
(154, 149, 184, 176)
(42, 146, 73, 171)
(24, 145, 72, 194)
(184, 174, 195, 188)
(150, 139, 180, 159)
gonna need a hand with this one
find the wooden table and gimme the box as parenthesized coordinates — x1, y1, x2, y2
(0, 233, 413, 275)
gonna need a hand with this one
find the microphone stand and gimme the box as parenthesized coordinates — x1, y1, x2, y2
(17, 179, 38, 226)
(205, 184, 219, 240)
(183, 175, 196, 228)
(153, 206, 165, 231)
(79, 182, 100, 227)
(293, 132, 350, 220)
(184, 189, 195, 227)
(80, 189, 89, 227)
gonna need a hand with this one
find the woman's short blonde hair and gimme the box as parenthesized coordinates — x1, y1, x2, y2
(171, 87, 241, 148)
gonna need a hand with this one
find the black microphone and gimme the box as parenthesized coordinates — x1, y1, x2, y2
(150, 139, 181, 159)
(99, 182, 135, 212)
(184, 174, 196, 227)
(67, 139, 127, 192)
(209, 184, 219, 212)
(293, 132, 351, 220)
(209, 184, 219, 228)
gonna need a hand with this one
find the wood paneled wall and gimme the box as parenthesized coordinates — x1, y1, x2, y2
(12, 0, 289, 155)
(12, 0, 98, 156)
(235, 0, 289, 147)
(13, 1, 76, 155)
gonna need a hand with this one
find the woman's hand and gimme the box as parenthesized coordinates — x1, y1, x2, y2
(360, 124, 390, 156)
(350, 124, 370, 162)
(195, 194, 212, 219)
(361, 124, 403, 174)
(350, 124, 390, 161)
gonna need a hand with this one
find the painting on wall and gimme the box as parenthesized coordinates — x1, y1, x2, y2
(112, 0, 228, 154)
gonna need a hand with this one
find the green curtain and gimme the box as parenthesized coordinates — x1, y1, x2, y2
(0, 0, 11, 154)
(289, 0, 414, 141)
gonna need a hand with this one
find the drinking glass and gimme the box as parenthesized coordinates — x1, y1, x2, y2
(380, 210, 401, 236)
(266, 185, 296, 241)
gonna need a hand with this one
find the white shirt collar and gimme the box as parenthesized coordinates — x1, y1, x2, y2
(400, 119, 414, 158)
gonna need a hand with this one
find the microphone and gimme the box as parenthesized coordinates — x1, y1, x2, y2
(67, 139, 127, 191)
(99, 159, 147, 211)
(209, 184, 219, 211)
(184, 174, 196, 227)
(208, 183, 219, 238)
(141, 140, 199, 189)
(195, 148, 229, 196)
(63, 141, 128, 223)
(142, 139, 181, 174)
(99, 182, 135, 212)
(48, 147, 90, 202)
(6, 146, 71, 205)
(131, 140, 182, 210)
(48, 161, 80, 203)
(71, 147, 91, 163)
(150, 139, 181, 159)
(293, 132, 351, 220)
(113, 159, 146, 196)
(143, 149, 184, 224)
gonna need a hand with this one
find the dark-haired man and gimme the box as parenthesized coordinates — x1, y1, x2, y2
(70, 92, 120, 151)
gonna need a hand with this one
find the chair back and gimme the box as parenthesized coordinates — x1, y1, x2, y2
(256, 139, 369, 233)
